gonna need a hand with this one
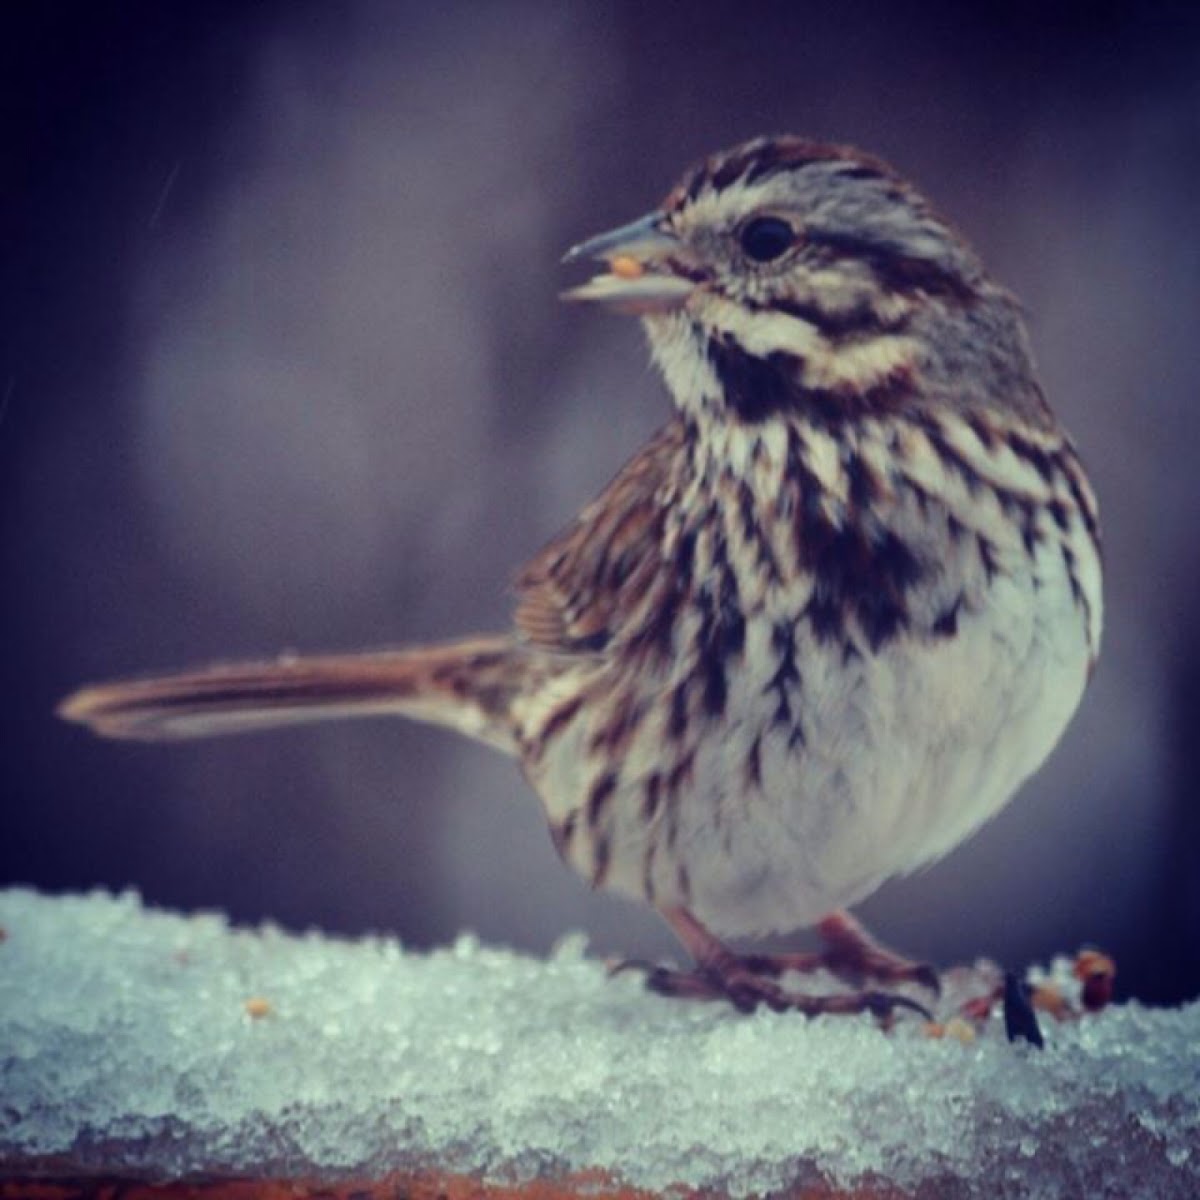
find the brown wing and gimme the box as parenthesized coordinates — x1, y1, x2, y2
(514, 420, 686, 653)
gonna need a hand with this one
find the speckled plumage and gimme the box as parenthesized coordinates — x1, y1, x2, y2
(61, 136, 1102, 1015)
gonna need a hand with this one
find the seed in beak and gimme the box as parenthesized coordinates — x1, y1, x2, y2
(609, 255, 645, 280)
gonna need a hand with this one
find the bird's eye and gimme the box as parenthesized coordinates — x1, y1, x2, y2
(738, 216, 797, 263)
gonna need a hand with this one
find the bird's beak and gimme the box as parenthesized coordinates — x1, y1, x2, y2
(561, 211, 694, 314)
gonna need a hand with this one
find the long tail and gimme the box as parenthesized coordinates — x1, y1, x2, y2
(57, 636, 529, 755)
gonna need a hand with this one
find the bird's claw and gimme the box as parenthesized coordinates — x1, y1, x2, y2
(622, 957, 930, 1021)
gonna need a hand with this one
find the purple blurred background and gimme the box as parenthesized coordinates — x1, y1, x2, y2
(4, 0, 1199, 1003)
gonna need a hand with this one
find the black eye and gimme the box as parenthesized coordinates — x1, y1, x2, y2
(738, 216, 797, 262)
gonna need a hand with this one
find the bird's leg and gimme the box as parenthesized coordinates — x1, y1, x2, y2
(615, 906, 931, 1019)
(738, 910, 941, 994)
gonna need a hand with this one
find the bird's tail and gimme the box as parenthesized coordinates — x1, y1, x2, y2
(57, 636, 529, 755)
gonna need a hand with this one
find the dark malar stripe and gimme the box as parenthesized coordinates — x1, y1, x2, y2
(707, 334, 915, 426)
(707, 335, 802, 423)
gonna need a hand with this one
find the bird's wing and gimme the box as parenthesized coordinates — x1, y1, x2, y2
(514, 419, 685, 654)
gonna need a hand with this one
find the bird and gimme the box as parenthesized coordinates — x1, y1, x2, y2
(59, 135, 1102, 1018)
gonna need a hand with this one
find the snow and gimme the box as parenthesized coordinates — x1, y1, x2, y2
(1, 888, 1197, 1196)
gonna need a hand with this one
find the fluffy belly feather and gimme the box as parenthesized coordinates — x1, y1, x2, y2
(680, 559, 1090, 936)
(525, 518, 1093, 940)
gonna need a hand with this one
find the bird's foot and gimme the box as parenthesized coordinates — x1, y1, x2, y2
(738, 911, 940, 994)
(611, 957, 931, 1021)
(614, 906, 936, 1020)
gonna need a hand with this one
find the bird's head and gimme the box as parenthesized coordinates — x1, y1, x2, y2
(565, 136, 1033, 426)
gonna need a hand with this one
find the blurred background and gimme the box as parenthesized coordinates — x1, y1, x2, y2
(4, 0, 1199, 1004)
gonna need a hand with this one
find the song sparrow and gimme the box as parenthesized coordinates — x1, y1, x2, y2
(60, 136, 1102, 1018)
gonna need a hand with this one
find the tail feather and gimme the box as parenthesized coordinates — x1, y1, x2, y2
(57, 636, 527, 755)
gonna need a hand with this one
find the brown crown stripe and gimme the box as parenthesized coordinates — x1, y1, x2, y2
(674, 137, 894, 204)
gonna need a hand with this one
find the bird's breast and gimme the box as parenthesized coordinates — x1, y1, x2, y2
(520, 407, 1100, 937)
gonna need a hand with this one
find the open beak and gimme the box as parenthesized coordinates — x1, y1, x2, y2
(561, 211, 694, 314)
